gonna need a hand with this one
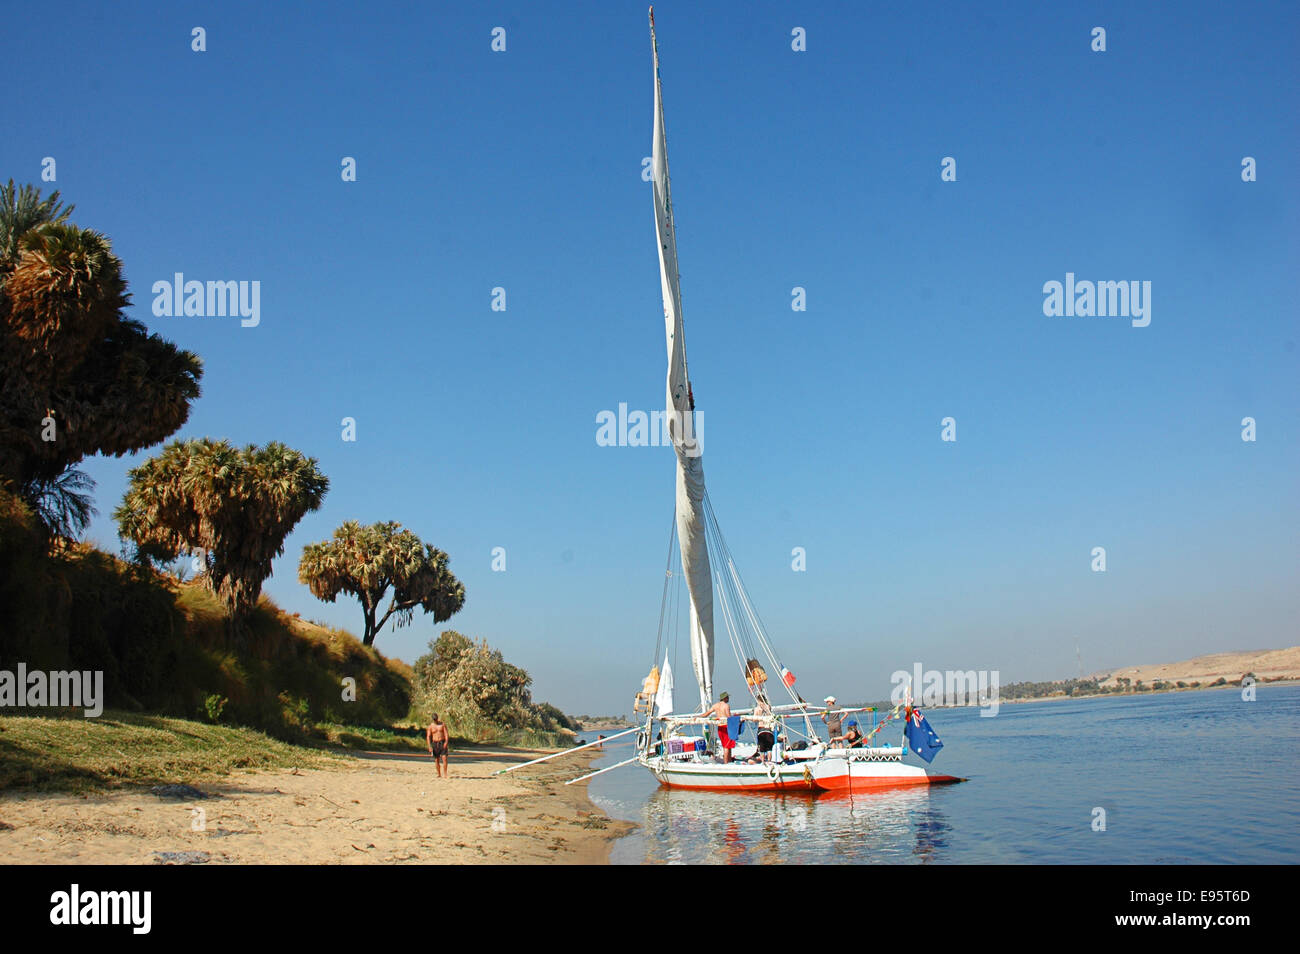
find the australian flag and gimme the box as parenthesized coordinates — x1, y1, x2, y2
(904, 706, 944, 763)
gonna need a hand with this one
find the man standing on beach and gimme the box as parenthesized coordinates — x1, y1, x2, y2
(426, 713, 450, 778)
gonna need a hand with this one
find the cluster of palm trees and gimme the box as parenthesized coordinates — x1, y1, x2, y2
(2, 182, 463, 643)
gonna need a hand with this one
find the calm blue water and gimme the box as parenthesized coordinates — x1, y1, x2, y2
(588, 685, 1300, 864)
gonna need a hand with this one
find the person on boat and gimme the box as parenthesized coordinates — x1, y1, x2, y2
(704, 692, 734, 763)
(821, 696, 844, 743)
(747, 725, 777, 763)
(744, 694, 776, 763)
(829, 721, 865, 749)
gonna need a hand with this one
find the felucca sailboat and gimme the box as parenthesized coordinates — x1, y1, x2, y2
(628, 7, 961, 793)
(506, 10, 963, 796)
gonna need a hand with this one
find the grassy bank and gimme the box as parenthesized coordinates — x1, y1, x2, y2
(0, 709, 344, 794)
(0, 710, 588, 796)
(1, 490, 580, 780)
(1, 488, 416, 741)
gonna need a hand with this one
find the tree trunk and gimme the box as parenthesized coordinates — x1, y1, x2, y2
(363, 605, 377, 646)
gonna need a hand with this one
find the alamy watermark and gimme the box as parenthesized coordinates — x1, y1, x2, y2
(49, 884, 150, 934)
(0, 665, 103, 717)
(596, 403, 703, 456)
(890, 663, 1000, 716)
(1042, 272, 1151, 328)
(151, 273, 260, 327)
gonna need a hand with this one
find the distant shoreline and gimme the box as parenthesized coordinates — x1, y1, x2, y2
(927, 678, 1298, 710)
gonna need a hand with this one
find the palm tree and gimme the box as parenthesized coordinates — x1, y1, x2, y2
(299, 521, 466, 646)
(0, 183, 202, 519)
(21, 467, 97, 544)
(0, 179, 72, 266)
(5, 223, 128, 374)
(116, 439, 329, 625)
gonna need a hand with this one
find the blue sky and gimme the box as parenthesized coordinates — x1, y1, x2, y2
(6, 1, 1297, 716)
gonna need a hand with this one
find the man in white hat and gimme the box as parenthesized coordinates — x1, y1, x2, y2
(821, 696, 844, 743)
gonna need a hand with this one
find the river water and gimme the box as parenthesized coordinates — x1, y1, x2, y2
(587, 684, 1300, 864)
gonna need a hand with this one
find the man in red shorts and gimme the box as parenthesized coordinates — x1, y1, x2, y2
(704, 692, 734, 763)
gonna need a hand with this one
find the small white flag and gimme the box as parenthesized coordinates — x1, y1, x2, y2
(654, 656, 674, 717)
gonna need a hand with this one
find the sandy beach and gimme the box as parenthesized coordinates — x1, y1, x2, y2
(0, 744, 632, 865)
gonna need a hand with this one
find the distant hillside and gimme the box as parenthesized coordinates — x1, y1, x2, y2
(1093, 647, 1300, 688)
(987, 646, 1299, 704)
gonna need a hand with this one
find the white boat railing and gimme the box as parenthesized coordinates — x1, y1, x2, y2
(658, 703, 881, 729)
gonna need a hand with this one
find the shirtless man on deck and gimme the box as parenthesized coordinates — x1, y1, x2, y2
(426, 713, 450, 778)
(704, 692, 734, 763)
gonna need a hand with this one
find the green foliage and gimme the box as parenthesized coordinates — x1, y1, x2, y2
(984, 673, 1220, 702)
(0, 186, 202, 506)
(411, 630, 577, 746)
(170, 583, 413, 738)
(0, 179, 73, 265)
(0, 494, 182, 709)
(0, 485, 64, 659)
(415, 629, 473, 686)
(0, 709, 342, 794)
(0, 500, 412, 742)
(996, 678, 1108, 700)
(20, 467, 97, 544)
(277, 691, 314, 741)
(115, 439, 328, 623)
(535, 702, 582, 733)
(313, 722, 427, 752)
(204, 694, 228, 724)
(298, 520, 465, 646)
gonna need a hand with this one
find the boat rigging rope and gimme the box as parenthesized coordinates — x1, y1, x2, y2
(651, 509, 678, 670)
(702, 492, 803, 710)
(653, 491, 823, 748)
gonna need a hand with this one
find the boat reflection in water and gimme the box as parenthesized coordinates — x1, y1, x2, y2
(633, 786, 953, 865)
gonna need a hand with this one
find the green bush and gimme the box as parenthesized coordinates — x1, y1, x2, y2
(204, 694, 228, 723)
(411, 630, 577, 746)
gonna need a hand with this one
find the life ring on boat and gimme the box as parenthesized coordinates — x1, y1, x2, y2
(765, 762, 780, 782)
(636, 730, 648, 752)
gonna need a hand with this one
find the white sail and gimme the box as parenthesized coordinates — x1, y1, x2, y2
(651, 10, 715, 711)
